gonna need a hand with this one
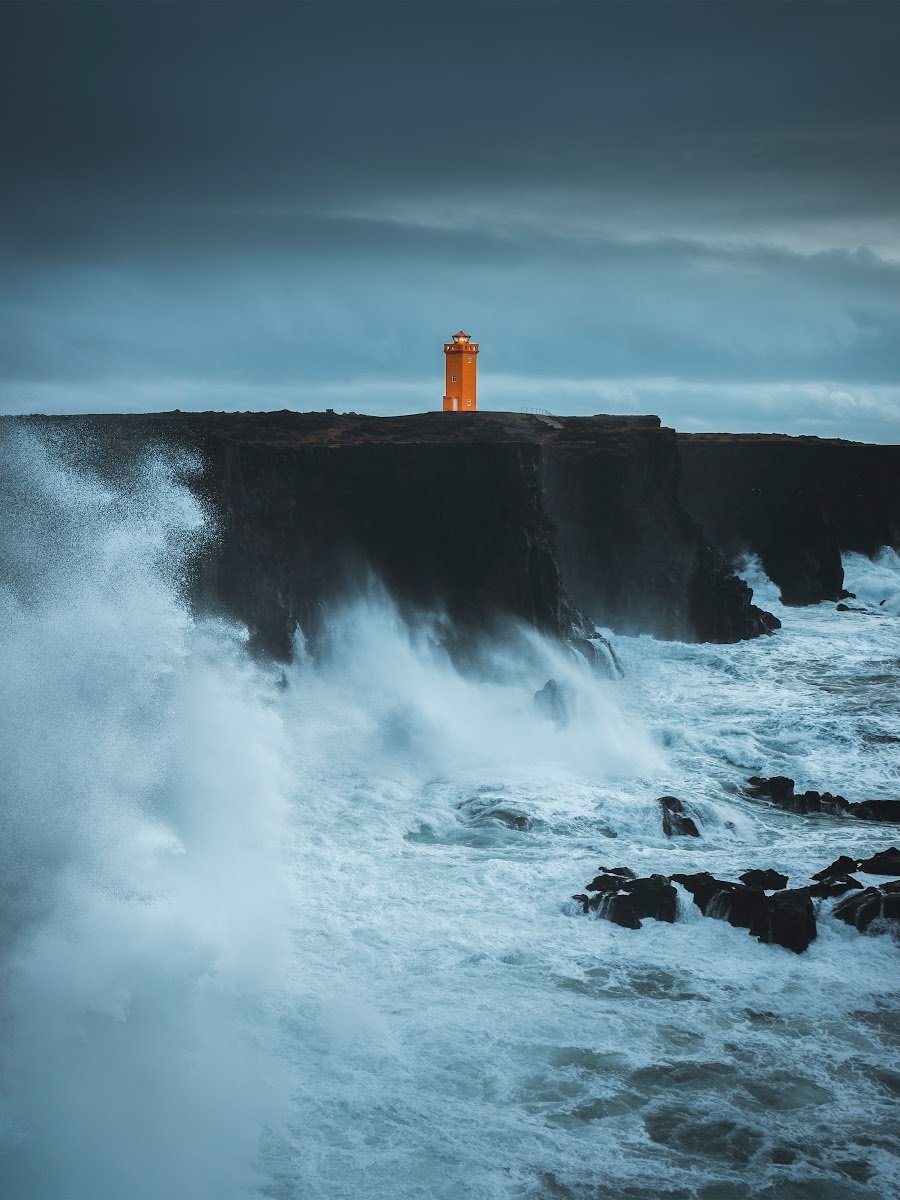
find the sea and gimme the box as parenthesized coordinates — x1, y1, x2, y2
(1, 429, 897, 1200)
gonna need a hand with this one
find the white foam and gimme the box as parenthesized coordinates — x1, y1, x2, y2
(0, 431, 293, 1200)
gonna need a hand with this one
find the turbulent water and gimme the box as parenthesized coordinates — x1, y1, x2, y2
(1, 433, 898, 1200)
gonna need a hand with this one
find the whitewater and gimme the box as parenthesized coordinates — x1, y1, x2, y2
(0, 431, 897, 1200)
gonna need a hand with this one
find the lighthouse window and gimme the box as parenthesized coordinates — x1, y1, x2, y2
(466, 399, 473, 407)
(451, 375, 457, 382)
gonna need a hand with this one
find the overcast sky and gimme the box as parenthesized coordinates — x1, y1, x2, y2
(2, 1, 899, 439)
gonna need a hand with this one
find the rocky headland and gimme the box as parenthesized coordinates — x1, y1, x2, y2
(11, 410, 778, 659)
(8, 412, 899, 659)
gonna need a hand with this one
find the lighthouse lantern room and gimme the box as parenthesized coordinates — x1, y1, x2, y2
(442, 330, 478, 411)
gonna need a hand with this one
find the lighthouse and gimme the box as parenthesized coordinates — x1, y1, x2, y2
(442, 330, 478, 411)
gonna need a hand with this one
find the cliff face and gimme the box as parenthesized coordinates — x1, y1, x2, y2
(8, 410, 777, 655)
(197, 435, 572, 658)
(543, 423, 777, 642)
(679, 435, 900, 604)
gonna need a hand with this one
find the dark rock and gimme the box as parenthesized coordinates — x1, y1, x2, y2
(671, 872, 724, 912)
(745, 776, 796, 806)
(18, 410, 791, 656)
(671, 874, 762, 927)
(579, 889, 642, 928)
(820, 792, 851, 815)
(812, 855, 860, 881)
(850, 800, 900, 824)
(857, 847, 900, 876)
(678, 434, 900, 607)
(672, 873, 816, 952)
(789, 790, 823, 815)
(579, 871, 677, 928)
(833, 881, 900, 933)
(585, 873, 631, 894)
(748, 889, 817, 954)
(807, 875, 862, 899)
(659, 795, 701, 837)
(746, 777, 896, 823)
(547, 424, 779, 643)
(708, 883, 770, 932)
(624, 874, 677, 924)
(836, 602, 851, 612)
(580, 867, 820, 950)
(839, 590, 857, 600)
(740, 869, 789, 891)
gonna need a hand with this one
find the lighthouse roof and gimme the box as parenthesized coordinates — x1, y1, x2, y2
(453, 330, 471, 341)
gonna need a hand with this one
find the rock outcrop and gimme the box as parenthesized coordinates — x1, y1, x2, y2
(658, 795, 701, 838)
(745, 777, 900, 824)
(679, 433, 900, 605)
(573, 849, 900, 949)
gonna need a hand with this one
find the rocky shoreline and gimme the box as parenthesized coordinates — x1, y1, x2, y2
(572, 848, 900, 954)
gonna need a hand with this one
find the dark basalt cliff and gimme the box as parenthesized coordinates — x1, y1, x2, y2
(544, 422, 776, 642)
(679, 434, 900, 605)
(9, 410, 775, 656)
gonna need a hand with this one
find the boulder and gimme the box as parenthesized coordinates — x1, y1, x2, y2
(745, 775, 796, 806)
(746, 777, 895, 823)
(857, 847, 900, 876)
(597, 865, 637, 880)
(659, 795, 701, 838)
(739, 869, 788, 891)
(749, 889, 817, 954)
(850, 800, 900, 823)
(812, 855, 860, 881)
(626, 874, 677, 924)
(807, 875, 862, 899)
(585, 872, 631, 893)
(833, 881, 900, 933)
(672, 873, 816, 953)
(576, 872, 677, 927)
(670, 872, 725, 912)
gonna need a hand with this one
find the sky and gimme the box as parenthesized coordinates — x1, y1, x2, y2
(2, 1, 899, 440)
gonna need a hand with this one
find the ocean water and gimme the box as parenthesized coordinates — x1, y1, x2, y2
(0, 433, 898, 1200)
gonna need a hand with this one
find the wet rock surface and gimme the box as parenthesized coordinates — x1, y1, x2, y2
(573, 848, 900, 950)
(658, 795, 701, 837)
(832, 881, 900, 932)
(573, 873, 677, 929)
(739, 869, 789, 891)
(745, 776, 900, 823)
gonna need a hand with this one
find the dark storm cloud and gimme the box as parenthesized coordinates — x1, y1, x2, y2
(1, 1, 899, 438)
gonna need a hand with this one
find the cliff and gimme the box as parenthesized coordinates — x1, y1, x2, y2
(679, 434, 900, 604)
(7, 410, 777, 656)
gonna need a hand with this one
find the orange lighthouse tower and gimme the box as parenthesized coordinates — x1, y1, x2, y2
(442, 330, 478, 411)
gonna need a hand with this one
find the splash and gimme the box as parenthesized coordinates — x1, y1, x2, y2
(0, 430, 293, 1200)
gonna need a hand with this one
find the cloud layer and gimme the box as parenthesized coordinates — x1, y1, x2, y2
(2, 2, 899, 439)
